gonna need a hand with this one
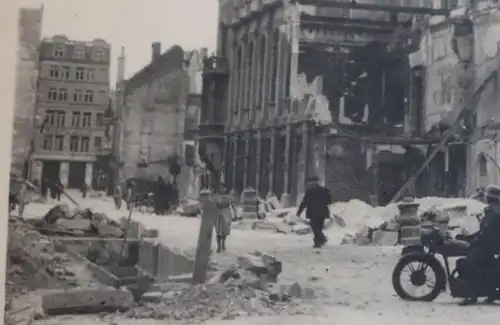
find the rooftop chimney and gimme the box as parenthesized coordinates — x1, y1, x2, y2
(152, 42, 161, 61)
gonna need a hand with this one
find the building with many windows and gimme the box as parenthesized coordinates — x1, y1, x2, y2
(31, 35, 111, 189)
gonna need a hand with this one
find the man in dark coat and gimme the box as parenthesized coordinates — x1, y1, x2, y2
(460, 184, 500, 306)
(296, 176, 332, 248)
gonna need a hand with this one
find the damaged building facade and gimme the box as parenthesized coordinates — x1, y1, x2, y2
(118, 44, 206, 197)
(200, 0, 500, 206)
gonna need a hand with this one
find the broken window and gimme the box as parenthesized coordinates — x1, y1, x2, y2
(479, 154, 488, 177)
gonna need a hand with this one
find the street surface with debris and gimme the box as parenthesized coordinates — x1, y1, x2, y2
(8, 191, 500, 325)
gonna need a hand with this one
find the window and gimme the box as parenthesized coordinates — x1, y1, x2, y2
(94, 137, 102, 151)
(93, 50, 105, 61)
(45, 110, 55, 126)
(84, 90, 94, 103)
(73, 47, 85, 59)
(54, 135, 64, 151)
(96, 112, 104, 126)
(73, 89, 83, 102)
(42, 135, 53, 150)
(479, 154, 488, 177)
(76, 67, 85, 80)
(61, 66, 70, 79)
(58, 88, 68, 101)
(48, 88, 57, 101)
(86, 68, 95, 81)
(53, 46, 64, 57)
(81, 136, 90, 152)
(55, 111, 66, 127)
(70, 136, 79, 152)
(82, 112, 91, 127)
(71, 112, 81, 127)
(49, 65, 59, 78)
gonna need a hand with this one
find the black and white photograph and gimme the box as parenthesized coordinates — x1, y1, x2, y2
(2, 0, 500, 324)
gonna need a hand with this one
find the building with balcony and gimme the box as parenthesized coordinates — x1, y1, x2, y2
(11, 6, 43, 177)
(206, 0, 473, 206)
(31, 35, 111, 189)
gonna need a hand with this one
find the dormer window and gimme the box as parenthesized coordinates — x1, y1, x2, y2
(93, 49, 105, 61)
(53, 46, 64, 57)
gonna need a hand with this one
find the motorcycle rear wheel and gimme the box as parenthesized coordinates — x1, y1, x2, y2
(392, 253, 446, 302)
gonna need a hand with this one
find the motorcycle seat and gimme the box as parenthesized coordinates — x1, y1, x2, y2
(439, 239, 471, 257)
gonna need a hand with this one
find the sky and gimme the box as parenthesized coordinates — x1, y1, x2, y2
(13, 0, 219, 86)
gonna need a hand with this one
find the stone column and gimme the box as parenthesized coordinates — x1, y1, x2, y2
(243, 132, 250, 188)
(296, 122, 310, 205)
(230, 134, 238, 198)
(255, 130, 262, 194)
(281, 124, 292, 207)
(267, 128, 276, 198)
(60, 162, 69, 188)
(85, 162, 93, 187)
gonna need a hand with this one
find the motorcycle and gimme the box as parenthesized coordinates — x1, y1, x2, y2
(392, 213, 500, 302)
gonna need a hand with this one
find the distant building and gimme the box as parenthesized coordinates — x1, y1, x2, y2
(11, 6, 43, 177)
(32, 35, 111, 189)
(119, 43, 206, 197)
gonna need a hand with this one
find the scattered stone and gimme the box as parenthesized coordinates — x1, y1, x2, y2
(41, 288, 134, 315)
(288, 282, 302, 298)
(292, 224, 311, 235)
(143, 229, 159, 238)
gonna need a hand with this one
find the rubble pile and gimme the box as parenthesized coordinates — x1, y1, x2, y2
(341, 198, 480, 246)
(27, 204, 126, 238)
(127, 252, 316, 322)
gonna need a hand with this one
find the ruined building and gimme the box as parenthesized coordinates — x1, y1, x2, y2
(200, 0, 491, 206)
(11, 7, 43, 177)
(118, 44, 206, 197)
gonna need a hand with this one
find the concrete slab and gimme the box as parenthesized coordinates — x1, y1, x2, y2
(41, 288, 134, 315)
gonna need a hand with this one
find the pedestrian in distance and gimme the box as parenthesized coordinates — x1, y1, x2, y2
(81, 182, 89, 199)
(214, 185, 235, 253)
(113, 185, 122, 210)
(296, 176, 332, 248)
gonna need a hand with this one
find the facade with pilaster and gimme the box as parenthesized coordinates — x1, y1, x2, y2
(202, 0, 476, 207)
(32, 35, 111, 189)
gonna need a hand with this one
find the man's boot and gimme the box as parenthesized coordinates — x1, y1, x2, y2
(221, 236, 226, 252)
(216, 236, 222, 253)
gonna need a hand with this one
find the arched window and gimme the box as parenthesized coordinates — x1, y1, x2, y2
(233, 45, 243, 115)
(270, 29, 279, 103)
(479, 153, 488, 177)
(257, 35, 267, 109)
(246, 41, 255, 115)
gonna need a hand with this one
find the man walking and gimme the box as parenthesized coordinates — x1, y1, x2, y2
(296, 176, 332, 248)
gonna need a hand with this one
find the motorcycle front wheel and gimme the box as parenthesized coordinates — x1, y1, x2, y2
(392, 253, 446, 302)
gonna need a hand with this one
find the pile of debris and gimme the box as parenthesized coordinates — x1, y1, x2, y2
(341, 198, 474, 246)
(26, 204, 124, 238)
(127, 251, 316, 322)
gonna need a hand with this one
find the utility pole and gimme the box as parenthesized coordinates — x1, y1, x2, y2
(192, 189, 218, 284)
(109, 47, 126, 195)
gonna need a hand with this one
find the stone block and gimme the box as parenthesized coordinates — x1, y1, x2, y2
(138, 241, 159, 276)
(41, 288, 133, 315)
(280, 193, 292, 208)
(371, 230, 399, 246)
(143, 229, 159, 238)
(155, 245, 194, 281)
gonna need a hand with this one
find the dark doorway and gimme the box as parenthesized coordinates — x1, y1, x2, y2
(378, 161, 405, 205)
(42, 161, 61, 183)
(68, 162, 86, 189)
